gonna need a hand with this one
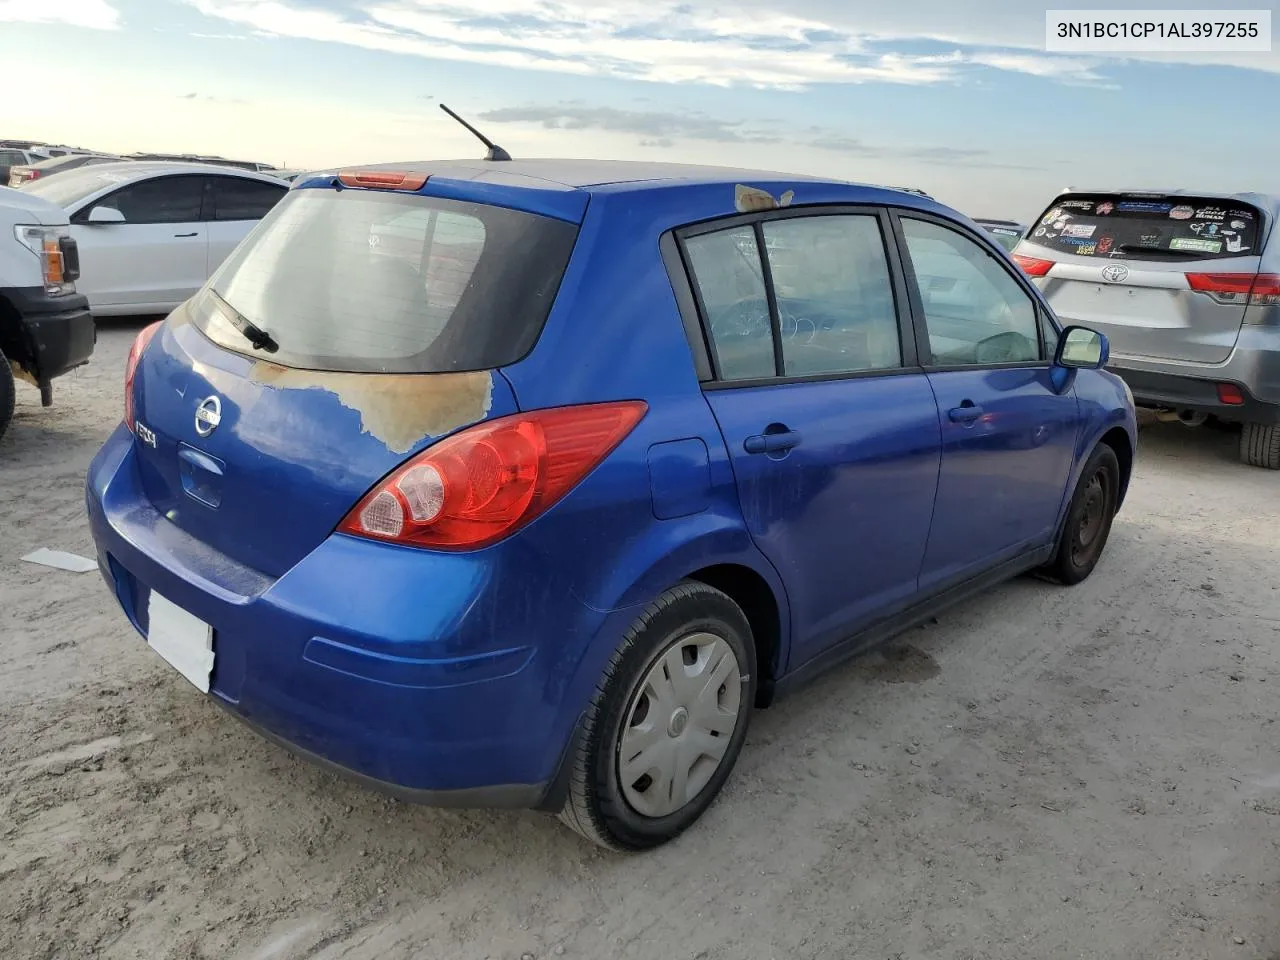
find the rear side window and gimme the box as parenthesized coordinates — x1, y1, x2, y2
(0, 150, 25, 165)
(683, 226, 775, 381)
(198, 188, 579, 373)
(210, 177, 286, 221)
(1027, 194, 1263, 261)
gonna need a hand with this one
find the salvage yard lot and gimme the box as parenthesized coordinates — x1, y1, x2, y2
(2, 320, 1279, 960)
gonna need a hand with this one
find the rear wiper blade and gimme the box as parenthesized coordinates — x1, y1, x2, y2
(1115, 244, 1203, 258)
(210, 291, 279, 353)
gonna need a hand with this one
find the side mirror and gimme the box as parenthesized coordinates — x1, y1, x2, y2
(87, 206, 126, 224)
(1055, 325, 1109, 370)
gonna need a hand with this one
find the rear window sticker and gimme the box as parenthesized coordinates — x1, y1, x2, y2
(1225, 235, 1250, 253)
(1061, 223, 1096, 238)
(1194, 206, 1226, 220)
(1170, 237, 1222, 253)
(1095, 201, 1115, 215)
(1230, 219, 1248, 229)
(1169, 206, 1195, 220)
(1118, 201, 1171, 213)
(1098, 236, 1114, 254)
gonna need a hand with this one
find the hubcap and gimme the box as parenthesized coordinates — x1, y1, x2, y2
(1072, 470, 1109, 565)
(617, 632, 743, 819)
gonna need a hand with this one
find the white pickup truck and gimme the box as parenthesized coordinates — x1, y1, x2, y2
(0, 185, 95, 441)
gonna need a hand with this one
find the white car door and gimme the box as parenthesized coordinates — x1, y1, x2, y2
(205, 175, 288, 279)
(71, 174, 209, 314)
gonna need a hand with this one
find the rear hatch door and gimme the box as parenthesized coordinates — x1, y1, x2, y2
(130, 178, 581, 578)
(1017, 194, 1268, 363)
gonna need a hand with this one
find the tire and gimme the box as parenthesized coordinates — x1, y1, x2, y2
(0, 344, 15, 445)
(1039, 443, 1121, 586)
(558, 581, 756, 851)
(1240, 422, 1280, 470)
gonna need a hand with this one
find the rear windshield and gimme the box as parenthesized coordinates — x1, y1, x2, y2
(1027, 194, 1264, 261)
(980, 225, 1023, 252)
(196, 188, 579, 373)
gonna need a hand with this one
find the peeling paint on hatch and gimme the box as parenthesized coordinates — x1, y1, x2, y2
(248, 362, 495, 454)
(734, 185, 795, 213)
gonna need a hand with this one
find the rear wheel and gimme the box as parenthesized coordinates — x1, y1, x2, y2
(0, 345, 15, 444)
(1240, 422, 1280, 470)
(558, 581, 755, 851)
(1039, 444, 1120, 585)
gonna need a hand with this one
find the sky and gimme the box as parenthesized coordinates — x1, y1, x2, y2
(2, 0, 1278, 220)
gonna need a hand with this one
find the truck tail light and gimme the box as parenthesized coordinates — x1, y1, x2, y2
(338, 401, 648, 550)
(124, 321, 162, 431)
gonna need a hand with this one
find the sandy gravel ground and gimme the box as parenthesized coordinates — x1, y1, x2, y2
(2, 319, 1279, 960)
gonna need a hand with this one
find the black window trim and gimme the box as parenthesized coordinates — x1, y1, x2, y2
(207, 173, 288, 222)
(667, 204, 923, 390)
(888, 208, 1061, 374)
(70, 173, 211, 226)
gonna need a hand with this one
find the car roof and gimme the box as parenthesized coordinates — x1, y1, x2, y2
(74, 160, 286, 179)
(334, 158, 836, 193)
(1055, 188, 1280, 219)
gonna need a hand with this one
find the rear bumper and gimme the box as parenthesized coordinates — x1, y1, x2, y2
(1, 285, 95, 382)
(84, 424, 605, 808)
(1108, 328, 1280, 424)
(1108, 366, 1280, 424)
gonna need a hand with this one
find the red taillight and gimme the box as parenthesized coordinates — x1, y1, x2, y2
(338, 401, 648, 550)
(124, 321, 162, 430)
(337, 170, 429, 190)
(1217, 383, 1245, 405)
(1012, 254, 1054, 277)
(1186, 272, 1280, 306)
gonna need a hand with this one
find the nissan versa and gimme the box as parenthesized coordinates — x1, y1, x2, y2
(86, 158, 1136, 850)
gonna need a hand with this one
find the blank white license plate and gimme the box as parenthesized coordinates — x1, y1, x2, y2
(146, 590, 215, 693)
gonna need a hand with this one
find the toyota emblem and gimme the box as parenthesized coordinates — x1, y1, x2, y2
(194, 396, 222, 437)
(1101, 264, 1129, 283)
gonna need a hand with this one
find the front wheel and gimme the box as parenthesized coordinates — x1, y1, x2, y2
(558, 581, 756, 851)
(1039, 444, 1120, 585)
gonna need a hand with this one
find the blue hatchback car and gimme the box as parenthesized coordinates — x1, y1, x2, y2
(86, 159, 1136, 850)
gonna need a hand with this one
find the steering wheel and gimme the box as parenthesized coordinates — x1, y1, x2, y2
(973, 331, 1035, 365)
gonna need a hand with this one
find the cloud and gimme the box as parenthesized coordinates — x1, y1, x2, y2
(0, 0, 120, 29)
(483, 103, 1048, 170)
(177, 92, 249, 105)
(185, 0, 1113, 89)
(478, 104, 783, 144)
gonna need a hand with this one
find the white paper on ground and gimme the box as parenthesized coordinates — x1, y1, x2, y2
(21, 548, 98, 573)
(146, 591, 215, 693)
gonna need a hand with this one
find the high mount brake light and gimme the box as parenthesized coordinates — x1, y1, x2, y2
(124, 321, 162, 431)
(1186, 272, 1280, 307)
(338, 401, 648, 550)
(1012, 254, 1054, 277)
(337, 170, 429, 190)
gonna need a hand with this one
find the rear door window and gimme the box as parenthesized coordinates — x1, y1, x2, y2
(209, 176, 287, 221)
(197, 187, 578, 373)
(1027, 194, 1263, 261)
(762, 215, 902, 376)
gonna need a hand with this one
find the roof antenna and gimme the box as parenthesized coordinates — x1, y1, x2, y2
(438, 103, 511, 161)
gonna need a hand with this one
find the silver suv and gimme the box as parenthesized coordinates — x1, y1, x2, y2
(1013, 190, 1280, 469)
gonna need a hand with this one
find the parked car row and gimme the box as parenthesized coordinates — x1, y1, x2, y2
(0, 160, 291, 438)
